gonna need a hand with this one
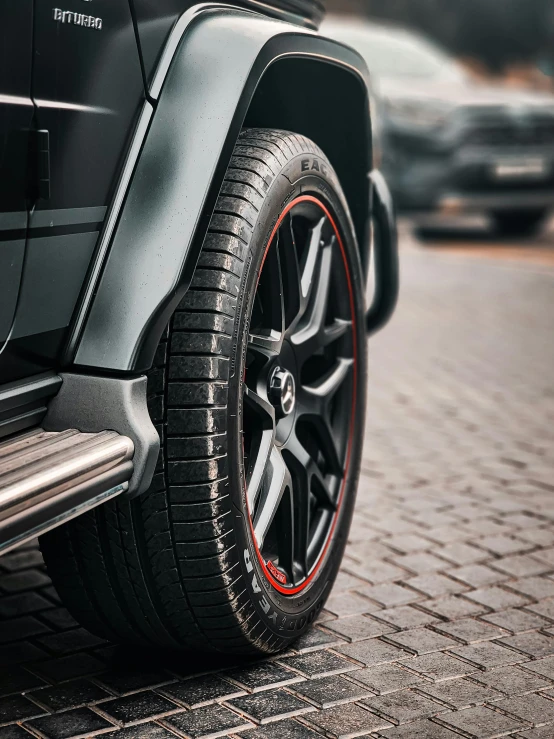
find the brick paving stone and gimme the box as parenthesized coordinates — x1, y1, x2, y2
(361, 689, 445, 724)
(103, 726, 178, 739)
(372, 606, 438, 629)
(0, 569, 51, 593)
(419, 677, 503, 709)
(29, 679, 111, 712)
(525, 600, 554, 622)
(420, 596, 486, 620)
(404, 574, 468, 599)
(433, 619, 508, 644)
(473, 666, 550, 696)
(348, 664, 424, 695)
(39, 608, 79, 631)
(492, 555, 552, 578)
(0, 668, 46, 699)
(163, 704, 254, 738)
(377, 718, 468, 738)
(436, 705, 527, 738)
(0, 592, 54, 619)
(519, 656, 554, 679)
(496, 693, 554, 726)
(338, 641, 409, 668)
(517, 726, 554, 739)
(25, 707, 115, 739)
(499, 632, 554, 659)
(289, 676, 371, 708)
(383, 535, 433, 554)
(226, 663, 304, 692)
(477, 535, 531, 556)
(534, 548, 554, 566)
(302, 702, 393, 738)
(481, 609, 550, 634)
(235, 718, 326, 739)
(358, 562, 409, 584)
(94, 671, 174, 697)
(385, 628, 458, 656)
(31, 653, 106, 684)
(399, 653, 477, 682)
(325, 594, 377, 618)
(0, 616, 50, 644)
(448, 565, 508, 588)
(389, 553, 447, 574)
(226, 690, 315, 724)
(292, 629, 346, 654)
(324, 616, 396, 642)
(466, 586, 530, 611)
(279, 652, 358, 679)
(0, 695, 46, 724)
(36, 628, 106, 655)
(437, 543, 487, 566)
(160, 676, 245, 708)
(96, 692, 181, 726)
(355, 584, 420, 609)
(508, 577, 554, 600)
(0, 726, 35, 739)
(451, 642, 525, 670)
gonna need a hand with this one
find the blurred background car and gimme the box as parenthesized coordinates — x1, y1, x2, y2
(322, 16, 554, 236)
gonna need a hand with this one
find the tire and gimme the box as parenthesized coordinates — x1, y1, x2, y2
(40, 129, 367, 654)
(491, 209, 547, 237)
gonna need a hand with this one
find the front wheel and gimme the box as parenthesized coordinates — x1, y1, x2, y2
(41, 129, 368, 654)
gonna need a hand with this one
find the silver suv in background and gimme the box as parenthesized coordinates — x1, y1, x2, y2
(323, 17, 554, 236)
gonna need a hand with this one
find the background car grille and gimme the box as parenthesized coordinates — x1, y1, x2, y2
(464, 115, 554, 147)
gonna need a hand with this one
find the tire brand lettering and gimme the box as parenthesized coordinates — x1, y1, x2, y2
(52, 8, 103, 29)
(243, 550, 281, 625)
(301, 158, 328, 176)
(244, 548, 254, 573)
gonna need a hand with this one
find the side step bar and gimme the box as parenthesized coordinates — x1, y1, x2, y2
(0, 428, 134, 555)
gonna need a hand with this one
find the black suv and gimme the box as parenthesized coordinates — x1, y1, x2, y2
(0, 0, 397, 654)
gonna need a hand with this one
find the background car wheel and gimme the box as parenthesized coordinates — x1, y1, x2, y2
(491, 209, 547, 237)
(40, 128, 367, 654)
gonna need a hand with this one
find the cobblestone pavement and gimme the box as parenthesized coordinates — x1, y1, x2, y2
(2, 227, 554, 739)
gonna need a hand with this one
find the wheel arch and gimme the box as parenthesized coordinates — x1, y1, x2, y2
(243, 55, 372, 254)
(72, 7, 372, 375)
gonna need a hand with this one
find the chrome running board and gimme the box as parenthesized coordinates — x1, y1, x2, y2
(0, 428, 134, 555)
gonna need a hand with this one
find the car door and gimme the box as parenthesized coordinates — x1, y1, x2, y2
(1, 0, 144, 383)
(0, 0, 34, 353)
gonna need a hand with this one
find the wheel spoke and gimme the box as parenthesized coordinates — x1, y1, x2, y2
(285, 432, 336, 512)
(253, 446, 291, 548)
(323, 318, 352, 347)
(290, 241, 334, 363)
(301, 216, 326, 302)
(304, 357, 353, 400)
(248, 330, 281, 360)
(244, 387, 275, 511)
(277, 214, 302, 330)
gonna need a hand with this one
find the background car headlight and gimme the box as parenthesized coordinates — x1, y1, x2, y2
(385, 98, 453, 130)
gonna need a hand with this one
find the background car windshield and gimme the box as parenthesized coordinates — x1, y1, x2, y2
(329, 24, 466, 82)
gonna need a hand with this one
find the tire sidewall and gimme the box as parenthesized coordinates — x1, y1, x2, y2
(226, 149, 368, 642)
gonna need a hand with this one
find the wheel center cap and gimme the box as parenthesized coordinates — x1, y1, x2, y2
(269, 367, 296, 417)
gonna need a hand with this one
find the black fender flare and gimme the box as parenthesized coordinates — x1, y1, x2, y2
(73, 5, 373, 373)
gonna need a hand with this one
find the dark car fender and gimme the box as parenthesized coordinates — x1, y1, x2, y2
(71, 4, 374, 373)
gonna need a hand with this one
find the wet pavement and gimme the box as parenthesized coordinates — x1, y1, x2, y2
(1, 221, 554, 738)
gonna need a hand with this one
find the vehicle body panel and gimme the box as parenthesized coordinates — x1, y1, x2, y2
(73, 7, 372, 373)
(0, 0, 144, 384)
(0, 0, 34, 348)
